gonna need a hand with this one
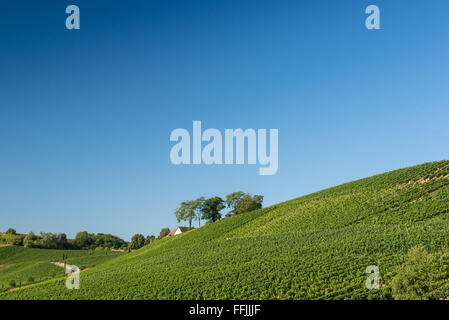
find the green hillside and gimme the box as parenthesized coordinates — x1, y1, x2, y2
(2, 160, 449, 300)
(0, 246, 123, 291)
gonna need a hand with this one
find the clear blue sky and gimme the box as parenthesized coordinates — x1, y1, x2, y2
(1, 0, 448, 241)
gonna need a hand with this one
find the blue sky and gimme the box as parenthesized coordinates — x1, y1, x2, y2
(1, 0, 448, 241)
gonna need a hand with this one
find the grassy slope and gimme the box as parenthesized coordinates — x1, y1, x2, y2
(0, 246, 123, 290)
(2, 160, 449, 299)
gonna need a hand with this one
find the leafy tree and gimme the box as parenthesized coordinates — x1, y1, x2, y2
(23, 232, 37, 248)
(234, 194, 263, 215)
(193, 197, 205, 227)
(158, 227, 170, 239)
(1, 229, 25, 246)
(145, 235, 156, 245)
(73, 232, 127, 250)
(34, 232, 69, 249)
(201, 197, 225, 223)
(40, 232, 57, 249)
(225, 192, 245, 216)
(175, 197, 205, 227)
(130, 234, 146, 249)
(56, 233, 68, 249)
(392, 245, 436, 300)
(13, 236, 25, 245)
(74, 231, 93, 249)
(253, 195, 264, 207)
(175, 201, 196, 228)
(93, 233, 127, 249)
(5, 228, 16, 235)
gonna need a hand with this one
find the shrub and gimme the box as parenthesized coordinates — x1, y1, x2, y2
(392, 245, 436, 300)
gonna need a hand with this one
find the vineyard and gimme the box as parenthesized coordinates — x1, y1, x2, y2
(0, 246, 123, 291)
(2, 160, 449, 299)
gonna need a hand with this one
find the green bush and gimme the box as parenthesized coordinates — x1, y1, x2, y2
(392, 245, 436, 300)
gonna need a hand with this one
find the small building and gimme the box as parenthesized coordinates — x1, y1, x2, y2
(166, 226, 190, 237)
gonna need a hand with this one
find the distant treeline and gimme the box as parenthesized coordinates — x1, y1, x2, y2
(0, 228, 128, 250)
(1, 191, 264, 251)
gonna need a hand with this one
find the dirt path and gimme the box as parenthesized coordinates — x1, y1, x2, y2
(5, 262, 89, 292)
(8, 283, 36, 292)
(51, 261, 74, 269)
(51, 262, 89, 273)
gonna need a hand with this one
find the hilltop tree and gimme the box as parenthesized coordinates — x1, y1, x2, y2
(175, 197, 205, 227)
(193, 197, 205, 227)
(234, 194, 264, 215)
(175, 200, 196, 228)
(225, 192, 245, 217)
(158, 227, 170, 240)
(145, 235, 156, 245)
(201, 197, 225, 223)
(130, 234, 146, 249)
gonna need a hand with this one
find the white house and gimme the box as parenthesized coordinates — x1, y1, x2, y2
(166, 226, 190, 237)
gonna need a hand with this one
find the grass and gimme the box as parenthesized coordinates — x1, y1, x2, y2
(0, 246, 123, 291)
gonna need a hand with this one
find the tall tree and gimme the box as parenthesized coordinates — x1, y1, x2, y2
(145, 235, 156, 245)
(130, 234, 146, 249)
(225, 191, 246, 217)
(56, 233, 68, 249)
(158, 227, 170, 239)
(234, 194, 264, 215)
(192, 197, 205, 227)
(74, 231, 93, 249)
(40, 232, 57, 249)
(253, 195, 264, 207)
(201, 197, 225, 223)
(175, 201, 196, 228)
(5, 228, 16, 235)
(23, 232, 37, 248)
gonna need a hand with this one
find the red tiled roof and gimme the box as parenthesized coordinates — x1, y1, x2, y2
(166, 226, 189, 237)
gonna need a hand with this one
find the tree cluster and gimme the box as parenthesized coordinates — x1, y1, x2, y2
(0, 229, 129, 250)
(175, 192, 264, 226)
(129, 233, 157, 250)
(73, 231, 128, 250)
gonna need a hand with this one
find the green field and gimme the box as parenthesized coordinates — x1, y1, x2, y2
(2, 160, 449, 299)
(0, 246, 123, 291)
